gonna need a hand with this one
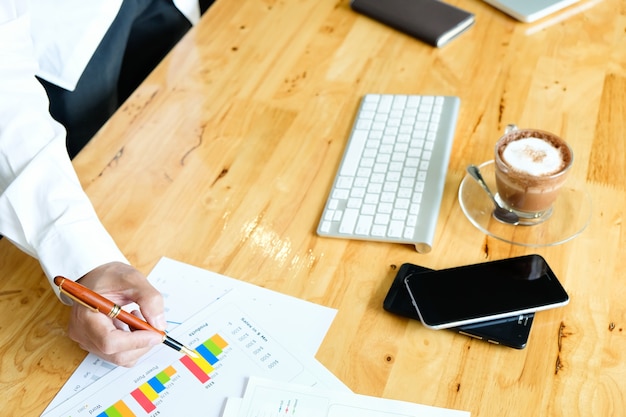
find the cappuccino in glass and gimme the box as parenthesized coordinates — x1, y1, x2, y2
(494, 126, 573, 217)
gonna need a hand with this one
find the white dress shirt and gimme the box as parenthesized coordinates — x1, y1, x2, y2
(31, 0, 199, 91)
(0, 1, 197, 299)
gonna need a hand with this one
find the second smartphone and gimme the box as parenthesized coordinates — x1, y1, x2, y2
(384, 262, 534, 349)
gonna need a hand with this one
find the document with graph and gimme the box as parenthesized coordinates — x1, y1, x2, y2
(42, 290, 349, 417)
(44, 257, 338, 412)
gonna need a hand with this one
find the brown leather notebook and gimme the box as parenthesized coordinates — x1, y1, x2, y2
(350, 0, 475, 47)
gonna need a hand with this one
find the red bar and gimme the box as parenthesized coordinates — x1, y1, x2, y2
(180, 355, 210, 383)
(130, 388, 156, 413)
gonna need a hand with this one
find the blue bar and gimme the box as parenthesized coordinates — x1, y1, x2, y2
(147, 376, 166, 393)
(196, 344, 219, 365)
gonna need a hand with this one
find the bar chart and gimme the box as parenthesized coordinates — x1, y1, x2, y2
(96, 334, 229, 417)
(180, 334, 228, 383)
(45, 257, 338, 414)
(44, 291, 345, 417)
(97, 366, 177, 417)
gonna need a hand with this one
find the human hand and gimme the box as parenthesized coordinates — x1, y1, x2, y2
(67, 262, 166, 367)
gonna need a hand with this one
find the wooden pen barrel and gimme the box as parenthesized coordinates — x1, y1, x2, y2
(53, 276, 165, 336)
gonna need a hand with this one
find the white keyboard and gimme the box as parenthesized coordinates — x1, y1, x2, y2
(317, 94, 460, 253)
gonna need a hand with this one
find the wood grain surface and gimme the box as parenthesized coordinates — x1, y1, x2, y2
(2, 0, 625, 415)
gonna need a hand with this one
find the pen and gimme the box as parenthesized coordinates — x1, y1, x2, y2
(53, 276, 198, 359)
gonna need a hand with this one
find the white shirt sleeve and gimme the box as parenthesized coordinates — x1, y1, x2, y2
(0, 4, 128, 301)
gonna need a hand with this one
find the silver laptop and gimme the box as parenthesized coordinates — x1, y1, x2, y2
(483, 0, 581, 22)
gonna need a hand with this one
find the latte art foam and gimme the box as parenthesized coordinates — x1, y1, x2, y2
(501, 137, 564, 176)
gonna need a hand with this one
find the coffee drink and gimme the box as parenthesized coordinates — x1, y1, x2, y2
(494, 127, 573, 215)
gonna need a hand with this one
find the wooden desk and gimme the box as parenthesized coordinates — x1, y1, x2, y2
(3, 0, 625, 415)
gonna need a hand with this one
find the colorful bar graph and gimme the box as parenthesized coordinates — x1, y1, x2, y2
(180, 355, 211, 383)
(146, 376, 165, 394)
(97, 400, 136, 417)
(196, 344, 219, 365)
(211, 333, 228, 349)
(157, 365, 176, 384)
(179, 333, 229, 383)
(97, 366, 177, 416)
(131, 387, 156, 413)
(129, 366, 177, 413)
(95, 336, 228, 416)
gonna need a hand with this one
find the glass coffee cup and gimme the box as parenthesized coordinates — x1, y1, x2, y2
(494, 125, 573, 224)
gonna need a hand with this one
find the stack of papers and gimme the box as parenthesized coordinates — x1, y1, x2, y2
(42, 258, 469, 417)
(226, 377, 469, 417)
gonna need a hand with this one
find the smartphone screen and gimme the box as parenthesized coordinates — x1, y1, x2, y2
(384, 263, 534, 349)
(404, 254, 569, 329)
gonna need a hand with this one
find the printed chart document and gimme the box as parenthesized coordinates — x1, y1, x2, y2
(225, 377, 471, 417)
(42, 290, 349, 417)
(45, 258, 337, 410)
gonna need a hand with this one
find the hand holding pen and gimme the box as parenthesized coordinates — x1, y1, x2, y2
(54, 262, 196, 367)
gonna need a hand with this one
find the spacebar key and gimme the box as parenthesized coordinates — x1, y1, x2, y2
(339, 130, 368, 177)
(339, 209, 359, 234)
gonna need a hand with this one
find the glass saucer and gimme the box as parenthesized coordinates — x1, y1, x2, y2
(458, 160, 592, 247)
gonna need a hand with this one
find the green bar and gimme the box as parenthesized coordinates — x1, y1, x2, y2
(104, 405, 123, 417)
(156, 370, 171, 385)
(204, 339, 222, 356)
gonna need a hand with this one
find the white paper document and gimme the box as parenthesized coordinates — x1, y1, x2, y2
(42, 289, 349, 417)
(44, 257, 338, 412)
(227, 377, 471, 417)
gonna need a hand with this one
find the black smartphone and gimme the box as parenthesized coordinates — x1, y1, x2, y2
(384, 263, 534, 349)
(404, 254, 569, 330)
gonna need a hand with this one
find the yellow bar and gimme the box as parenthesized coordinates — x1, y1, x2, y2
(139, 382, 159, 401)
(191, 355, 215, 375)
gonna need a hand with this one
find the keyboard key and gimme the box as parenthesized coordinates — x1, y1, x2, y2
(339, 209, 359, 234)
(362, 204, 377, 215)
(340, 129, 368, 176)
(374, 213, 390, 225)
(378, 202, 393, 214)
(392, 209, 408, 221)
(398, 187, 412, 199)
(364, 193, 379, 204)
(350, 187, 366, 198)
(378, 95, 393, 112)
(347, 197, 362, 209)
(332, 188, 349, 199)
(371, 225, 386, 236)
(355, 216, 373, 235)
(387, 221, 404, 238)
(356, 119, 372, 130)
(396, 198, 410, 209)
(335, 176, 353, 189)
